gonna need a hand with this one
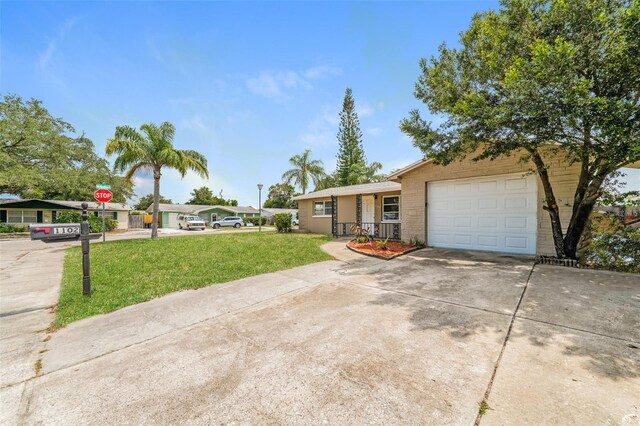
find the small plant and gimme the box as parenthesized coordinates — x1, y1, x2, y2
(478, 400, 492, 416)
(409, 237, 426, 247)
(350, 222, 371, 243)
(375, 237, 390, 250)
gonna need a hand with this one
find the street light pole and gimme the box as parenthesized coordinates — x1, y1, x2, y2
(257, 184, 263, 232)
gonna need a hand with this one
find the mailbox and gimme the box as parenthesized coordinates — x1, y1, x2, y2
(30, 223, 81, 241)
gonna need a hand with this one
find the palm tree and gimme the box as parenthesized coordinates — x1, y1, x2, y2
(106, 122, 209, 239)
(282, 149, 325, 194)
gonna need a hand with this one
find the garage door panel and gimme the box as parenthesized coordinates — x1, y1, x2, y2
(478, 235, 499, 248)
(428, 173, 537, 255)
(479, 198, 500, 210)
(505, 216, 528, 229)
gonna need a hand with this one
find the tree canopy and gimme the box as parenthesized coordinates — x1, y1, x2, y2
(186, 186, 237, 206)
(134, 194, 172, 211)
(335, 88, 367, 186)
(106, 121, 209, 238)
(401, 0, 640, 258)
(0, 94, 131, 202)
(282, 149, 325, 194)
(263, 183, 298, 209)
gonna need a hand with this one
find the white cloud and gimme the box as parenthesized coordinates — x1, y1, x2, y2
(366, 127, 384, 136)
(246, 64, 342, 101)
(299, 105, 339, 147)
(180, 115, 216, 140)
(38, 16, 78, 67)
(303, 65, 342, 80)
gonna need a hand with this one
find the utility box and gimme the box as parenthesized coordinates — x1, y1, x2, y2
(30, 223, 81, 241)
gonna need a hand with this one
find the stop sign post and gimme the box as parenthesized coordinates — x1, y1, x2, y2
(94, 189, 113, 242)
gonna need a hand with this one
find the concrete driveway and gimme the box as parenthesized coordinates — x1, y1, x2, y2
(1, 240, 638, 425)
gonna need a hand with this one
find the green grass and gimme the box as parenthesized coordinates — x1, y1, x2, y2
(55, 233, 332, 327)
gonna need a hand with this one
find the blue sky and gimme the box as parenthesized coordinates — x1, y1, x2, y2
(2, 0, 638, 206)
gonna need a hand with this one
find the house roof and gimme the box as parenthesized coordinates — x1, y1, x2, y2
(203, 205, 260, 215)
(0, 199, 131, 211)
(388, 156, 640, 181)
(387, 158, 433, 181)
(292, 181, 402, 201)
(150, 203, 260, 215)
(262, 208, 298, 215)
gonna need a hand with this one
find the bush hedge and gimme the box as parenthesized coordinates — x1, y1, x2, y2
(0, 223, 28, 233)
(580, 227, 640, 273)
(242, 216, 267, 226)
(274, 213, 292, 233)
(55, 211, 118, 233)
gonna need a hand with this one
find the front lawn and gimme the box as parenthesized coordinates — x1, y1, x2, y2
(55, 233, 332, 327)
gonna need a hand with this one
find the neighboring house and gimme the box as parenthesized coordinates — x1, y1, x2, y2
(262, 208, 299, 224)
(202, 205, 260, 221)
(293, 181, 402, 240)
(149, 204, 260, 228)
(294, 150, 639, 256)
(0, 199, 131, 230)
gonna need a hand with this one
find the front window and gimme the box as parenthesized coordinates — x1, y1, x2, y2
(313, 201, 332, 217)
(382, 196, 400, 222)
(7, 210, 37, 223)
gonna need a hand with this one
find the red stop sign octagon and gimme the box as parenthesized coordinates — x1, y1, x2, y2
(94, 189, 113, 203)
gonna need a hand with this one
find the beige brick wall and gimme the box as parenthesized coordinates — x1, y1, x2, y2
(397, 150, 581, 256)
(298, 199, 332, 235)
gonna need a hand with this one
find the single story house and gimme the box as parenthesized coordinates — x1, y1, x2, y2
(294, 150, 639, 256)
(150, 204, 260, 228)
(0, 199, 132, 230)
(293, 181, 402, 240)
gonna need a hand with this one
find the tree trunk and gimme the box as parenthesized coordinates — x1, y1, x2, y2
(528, 149, 566, 258)
(562, 175, 606, 259)
(151, 169, 161, 239)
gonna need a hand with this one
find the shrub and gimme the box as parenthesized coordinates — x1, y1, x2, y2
(243, 216, 267, 226)
(350, 222, 371, 242)
(0, 223, 28, 233)
(274, 213, 292, 232)
(580, 228, 640, 273)
(55, 211, 118, 233)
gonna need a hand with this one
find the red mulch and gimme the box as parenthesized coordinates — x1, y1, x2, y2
(347, 240, 421, 259)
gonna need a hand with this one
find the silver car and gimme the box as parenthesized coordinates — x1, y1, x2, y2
(177, 214, 206, 230)
(211, 216, 243, 229)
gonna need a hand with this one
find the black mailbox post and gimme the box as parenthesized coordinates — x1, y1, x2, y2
(29, 202, 93, 296)
(81, 202, 91, 296)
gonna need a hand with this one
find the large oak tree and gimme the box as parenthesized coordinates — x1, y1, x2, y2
(0, 95, 131, 201)
(401, 0, 640, 259)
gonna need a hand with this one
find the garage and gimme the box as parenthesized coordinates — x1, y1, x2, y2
(427, 173, 538, 255)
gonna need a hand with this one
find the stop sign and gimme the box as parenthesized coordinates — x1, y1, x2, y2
(94, 189, 113, 203)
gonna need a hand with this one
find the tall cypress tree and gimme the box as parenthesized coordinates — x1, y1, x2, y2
(335, 88, 366, 186)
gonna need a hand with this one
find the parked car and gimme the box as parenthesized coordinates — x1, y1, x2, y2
(211, 216, 243, 229)
(177, 214, 206, 230)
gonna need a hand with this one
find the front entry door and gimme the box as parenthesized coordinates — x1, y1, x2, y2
(362, 196, 375, 235)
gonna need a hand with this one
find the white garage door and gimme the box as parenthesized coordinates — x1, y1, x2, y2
(427, 173, 537, 255)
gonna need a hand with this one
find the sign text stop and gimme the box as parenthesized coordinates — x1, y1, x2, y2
(94, 189, 113, 203)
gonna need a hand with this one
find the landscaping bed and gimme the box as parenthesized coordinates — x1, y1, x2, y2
(347, 240, 423, 259)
